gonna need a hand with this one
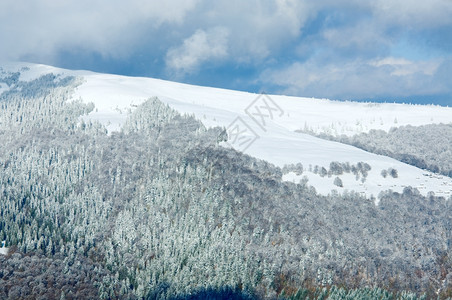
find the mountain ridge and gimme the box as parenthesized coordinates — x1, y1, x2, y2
(2, 62, 451, 200)
(0, 70, 452, 298)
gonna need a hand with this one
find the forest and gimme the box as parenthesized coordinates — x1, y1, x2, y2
(299, 124, 452, 178)
(1, 72, 452, 299)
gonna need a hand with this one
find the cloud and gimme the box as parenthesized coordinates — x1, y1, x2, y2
(165, 27, 229, 75)
(321, 21, 390, 57)
(369, 57, 440, 76)
(0, 0, 311, 69)
(372, 0, 452, 28)
(184, 0, 312, 63)
(0, 0, 199, 60)
(260, 56, 446, 100)
(0, 0, 451, 102)
(253, 0, 452, 100)
(161, 0, 315, 74)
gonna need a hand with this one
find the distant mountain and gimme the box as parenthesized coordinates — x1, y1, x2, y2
(0, 63, 451, 299)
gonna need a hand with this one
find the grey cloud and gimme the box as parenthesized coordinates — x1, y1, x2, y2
(2, 0, 449, 64)
(0, 0, 199, 61)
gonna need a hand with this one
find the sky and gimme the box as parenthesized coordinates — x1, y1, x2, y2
(1, 0, 452, 105)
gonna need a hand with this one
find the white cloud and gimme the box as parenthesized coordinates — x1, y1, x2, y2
(0, 0, 451, 100)
(188, 0, 311, 63)
(0, 0, 199, 60)
(370, 57, 441, 76)
(372, 0, 452, 28)
(0, 0, 310, 66)
(253, 0, 452, 99)
(165, 27, 229, 75)
(261, 57, 446, 99)
(1, 0, 450, 65)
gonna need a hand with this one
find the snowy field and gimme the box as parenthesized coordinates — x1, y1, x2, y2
(2, 62, 452, 201)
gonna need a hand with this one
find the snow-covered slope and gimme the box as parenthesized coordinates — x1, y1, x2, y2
(2, 62, 452, 201)
(0, 241, 8, 256)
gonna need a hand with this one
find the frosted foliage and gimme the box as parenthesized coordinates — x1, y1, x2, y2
(310, 125, 452, 177)
(1, 73, 452, 299)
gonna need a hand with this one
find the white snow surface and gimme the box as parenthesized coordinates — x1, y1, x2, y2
(2, 62, 452, 202)
(0, 241, 8, 255)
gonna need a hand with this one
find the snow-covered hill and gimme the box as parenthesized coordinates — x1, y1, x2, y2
(2, 62, 452, 201)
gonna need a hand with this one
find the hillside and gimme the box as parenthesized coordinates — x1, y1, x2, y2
(1, 63, 451, 200)
(0, 63, 452, 299)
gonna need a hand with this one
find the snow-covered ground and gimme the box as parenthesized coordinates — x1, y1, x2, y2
(2, 62, 452, 201)
(0, 241, 8, 255)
